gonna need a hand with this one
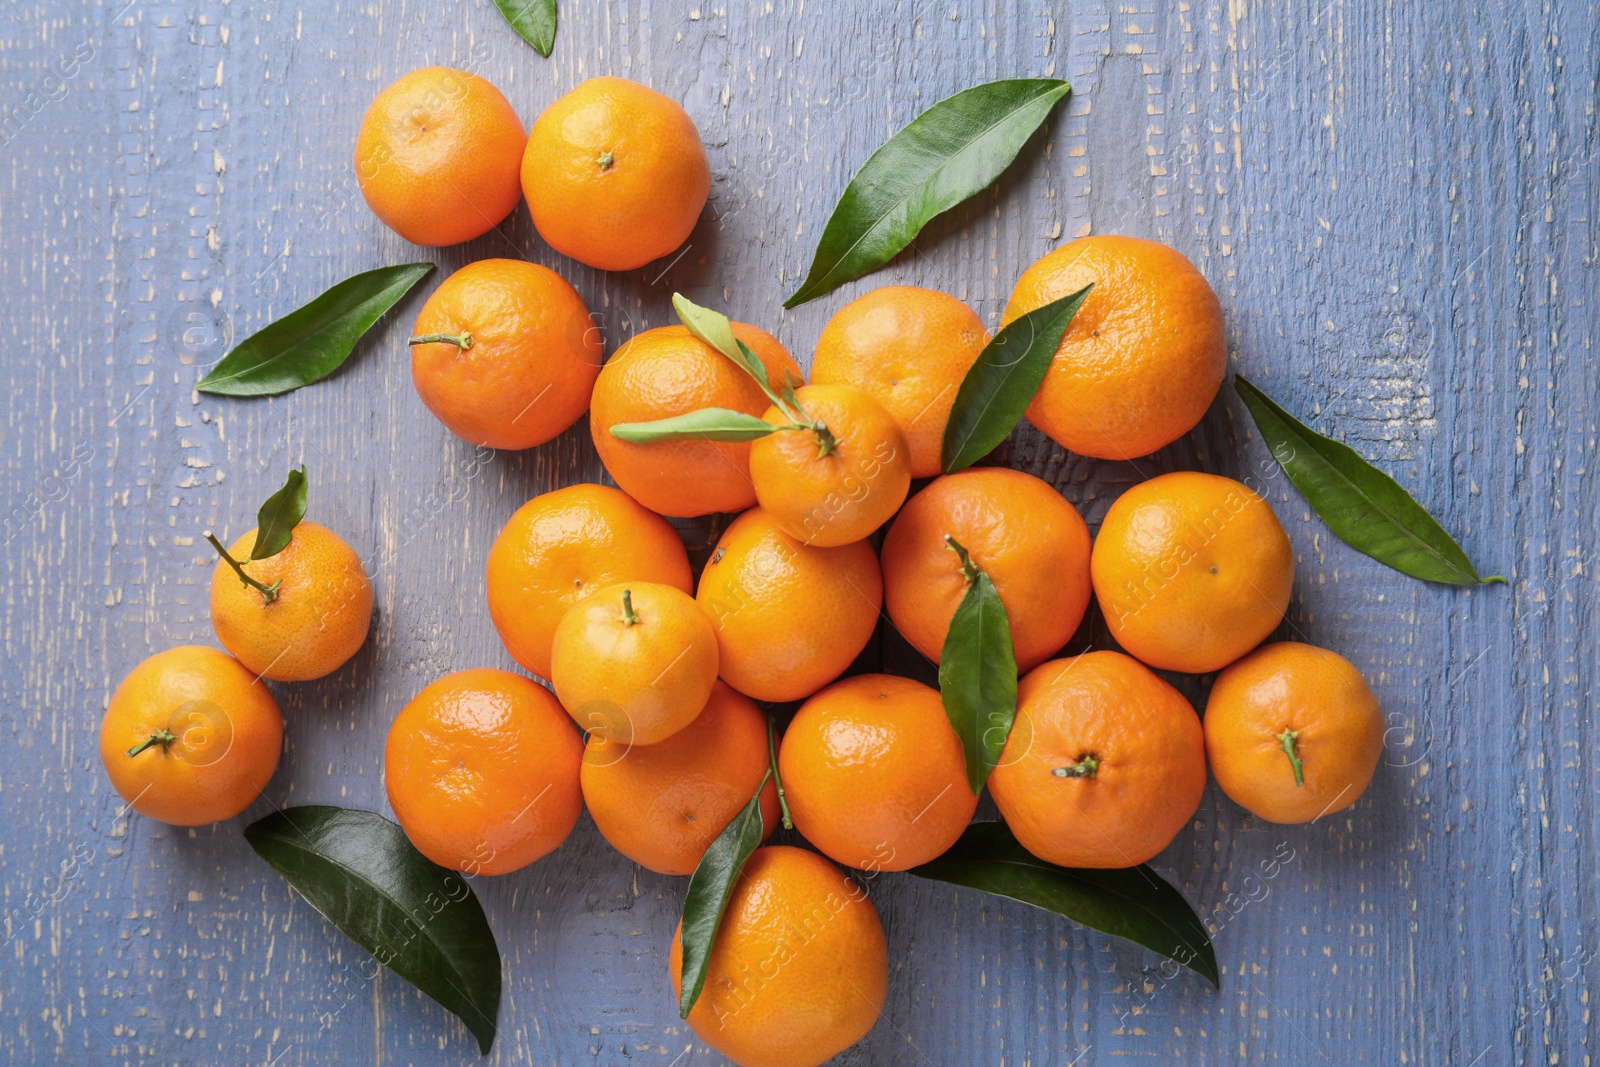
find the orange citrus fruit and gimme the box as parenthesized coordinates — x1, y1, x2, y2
(1091, 471, 1294, 674)
(880, 468, 1092, 672)
(697, 507, 882, 703)
(486, 484, 692, 680)
(410, 258, 602, 450)
(354, 67, 525, 247)
(779, 674, 977, 871)
(1003, 235, 1226, 460)
(580, 681, 779, 875)
(208, 521, 373, 682)
(748, 383, 911, 547)
(988, 651, 1206, 868)
(384, 668, 583, 875)
(99, 646, 283, 826)
(521, 76, 710, 271)
(590, 322, 802, 516)
(669, 845, 887, 1067)
(1204, 641, 1384, 824)
(550, 581, 718, 745)
(810, 285, 989, 478)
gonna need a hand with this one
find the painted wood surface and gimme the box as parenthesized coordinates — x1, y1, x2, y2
(0, 0, 1595, 1063)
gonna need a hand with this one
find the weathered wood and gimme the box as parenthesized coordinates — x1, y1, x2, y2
(0, 0, 1594, 1063)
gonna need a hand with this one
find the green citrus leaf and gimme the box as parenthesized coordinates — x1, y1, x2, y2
(610, 408, 779, 444)
(1233, 376, 1504, 586)
(938, 567, 1018, 794)
(197, 263, 434, 397)
(910, 822, 1219, 988)
(493, 0, 557, 56)
(941, 285, 1091, 473)
(244, 806, 502, 1054)
(784, 78, 1071, 308)
(248, 465, 308, 561)
(671, 293, 770, 385)
(678, 777, 768, 1018)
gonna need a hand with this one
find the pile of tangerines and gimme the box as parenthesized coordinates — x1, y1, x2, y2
(98, 66, 1385, 1067)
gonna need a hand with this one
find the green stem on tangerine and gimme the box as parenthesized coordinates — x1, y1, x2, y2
(944, 535, 981, 585)
(767, 713, 793, 830)
(407, 332, 473, 350)
(810, 422, 839, 458)
(597, 151, 614, 169)
(127, 728, 176, 758)
(620, 589, 639, 627)
(205, 532, 280, 604)
(1051, 754, 1100, 779)
(1277, 728, 1305, 787)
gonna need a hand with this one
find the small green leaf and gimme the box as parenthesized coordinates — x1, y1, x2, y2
(941, 285, 1091, 474)
(493, 0, 558, 56)
(938, 567, 1018, 794)
(197, 263, 435, 397)
(1233, 376, 1504, 586)
(671, 293, 769, 386)
(785, 78, 1072, 308)
(678, 777, 768, 1018)
(610, 408, 779, 444)
(244, 806, 502, 1054)
(910, 822, 1219, 988)
(248, 465, 308, 561)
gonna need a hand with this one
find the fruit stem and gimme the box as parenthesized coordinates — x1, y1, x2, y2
(205, 532, 280, 604)
(944, 535, 981, 585)
(620, 588, 639, 627)
(126, 728, 176, 758)
(597, 151, 614, 170)
(1277, 728, 1305, 787)
(408, 332, 474, 350)
(810, 422, 839, 458)
(767, 713, 793, 830)
(1051, 754, 1099, 779)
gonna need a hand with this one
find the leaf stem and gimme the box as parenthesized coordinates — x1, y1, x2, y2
(811, 422, 839, 458)
(126, 728, 176, 758)
(1051, 754, 1099, 779)
(206, 532, 281, 603)
(1276, 728, 1305, 787)
(944, 535, 981, 584)
(408, 332, 473, 350)
(766, 714, 793, 830)
(620, 588, 639, 627)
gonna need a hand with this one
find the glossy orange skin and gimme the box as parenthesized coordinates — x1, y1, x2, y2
(1205, 642, 1384, 824)
(209, 522, 373, 682)
(988, 651, 1206, 868)
(354, 67, 525, 247)
(1003, 235, 1226, 460)
(99, 646, 283, 826)
(880, 468, 1092, 672)
(486, 484, 692, 680)
(590, 323, 802, 517)
(749, 383, 911, 547)
(550, 581, 718, 745)
(384, 668, 583, 875)
(696, 508, 882, 703)
(810, 285, 989, 478)
(1091, 471, 1294, 674)
(410, 259, 602, 450)
(779, 674, 977, 871)
(669, 846, 887, 1067)
(521, 76, 710, 271)
(580, 681, 780, 875)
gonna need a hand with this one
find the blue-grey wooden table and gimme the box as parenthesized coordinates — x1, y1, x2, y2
(2, 1, 1595, 1064)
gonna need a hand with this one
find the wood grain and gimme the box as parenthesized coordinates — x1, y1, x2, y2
(0, 0, 1594, 1063)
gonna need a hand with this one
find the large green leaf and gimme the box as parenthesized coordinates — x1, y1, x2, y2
(784, 78, 1071, 308)
(911, 822, 1219, 988)
(248, 465, 308, 561)
(1234, 376, 1504, 585)
(677, 779, 768, 1017)
(493, 0, 558, 56)
(244, 806, 502, 1054)
(940, 285, 1091, 473)
(937, 565, 1018, 794)
(197, 263, 434, 397)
